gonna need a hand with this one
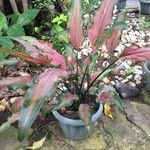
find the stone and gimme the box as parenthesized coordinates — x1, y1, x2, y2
(0, 126, 29, 150)
(114, 82, 140, 98)
(98, 109, 150, 149)
(128, 82, 136, 87)
(41, 124, 107, 150)
(125, 101, 150, 136)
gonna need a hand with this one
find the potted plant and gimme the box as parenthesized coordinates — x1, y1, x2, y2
(139, 0, 150, 15)
(0, 0, 150, 141)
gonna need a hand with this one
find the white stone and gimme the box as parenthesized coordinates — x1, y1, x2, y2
(127, 75, 133, 79)
(122, 79, 129, 83)
(128, 82, 136, 87)
(136, 80, 141, 85)
(134, 74, 142, 81)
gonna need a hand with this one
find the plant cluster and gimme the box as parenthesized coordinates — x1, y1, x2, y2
(0, 0, 150, 142)
(0, 9, 39, 60)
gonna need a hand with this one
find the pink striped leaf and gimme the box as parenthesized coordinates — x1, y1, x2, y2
(79, 103, 91, 126)
(68, 0, 84, 50)
(105, 28, 121, 53)
(18, 68, 67, 141)
(88, 0, 117, 46)
(53, 92, 78, 111)
(121, 46, 150, 61)
(29, 40, 67, 70)
(0, 76, 31, 86)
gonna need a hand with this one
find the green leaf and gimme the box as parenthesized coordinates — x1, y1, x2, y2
(59, 14, 67, 22)
(0, 58, 18, 67)
(17, 9, 39, 26)
(54, 25, 63, 32)
(0, 12, 7, 31)
(0, 114, 19, 133)
(113, 91, 124, 111)
(7, 24, 25, 37)
(18, 91, 48, 141)
(96, 28, 114, 48)
(52, 16, 60, 23)
(52, 93, 78, 111)
(113, 10, 127, 29)
(0, 36, 14, 48)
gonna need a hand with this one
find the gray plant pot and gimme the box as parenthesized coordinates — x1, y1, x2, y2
(143, 61, 150, 92)
(117, 0, 126, 11)
(139, 0, 150, 15)
(53, 104, 103, 140)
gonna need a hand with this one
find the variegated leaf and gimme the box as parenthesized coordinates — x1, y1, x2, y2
(79, 104, 91, 126)
(52, 92, 78, 111)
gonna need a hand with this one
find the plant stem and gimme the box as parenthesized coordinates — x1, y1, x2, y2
(81, 58, 119, 99)
(79, 65, 88, 96)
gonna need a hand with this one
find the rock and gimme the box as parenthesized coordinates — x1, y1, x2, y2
(116, 62, 130, 70)
(0, 126, 29, 150)
(125, 101, 150, 136)
(41, 124, 107, 150)
(114, 82, 140, 98)
(134, 74, 142, 81)
(99, 109, 149, 149)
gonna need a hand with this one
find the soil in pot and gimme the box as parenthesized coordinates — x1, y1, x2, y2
(58, 97, 99, 120)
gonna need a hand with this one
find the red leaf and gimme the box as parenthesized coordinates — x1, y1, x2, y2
(106, 28, 121, 53)
(0, 76, 31, 86)
(68, 0, 84, 50)
(66, 49, 76, 70)
(97, 92, 112, 101)
(121, 46, 150, 61)
(10, 52, 52, 65)
(79, 104, 91, 126)
(32, 69, 67, 102)
(88, 0, 117, 46)
(29, 40, 66, 70)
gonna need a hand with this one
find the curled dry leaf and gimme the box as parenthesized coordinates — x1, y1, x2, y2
(0, 98, 9, 111)
(27, 135, 47, 150)
(104, 103, 113, 119)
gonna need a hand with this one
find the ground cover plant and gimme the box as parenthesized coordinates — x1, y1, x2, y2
(0, 0, 150, 144)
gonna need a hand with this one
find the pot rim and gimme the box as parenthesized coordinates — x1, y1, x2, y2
(144, 61, 150, 73)
(52, 103, 103, 126)
(139, 0, 150, 3)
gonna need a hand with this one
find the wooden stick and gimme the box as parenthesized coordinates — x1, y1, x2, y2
(9, 0, 19, 13)
(21, 0, 28, 11)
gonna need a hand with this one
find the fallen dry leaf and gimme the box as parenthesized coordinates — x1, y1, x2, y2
(104, 102, 113, 119)
(27, 135, 47, 150)
(0, 98, 9, 111)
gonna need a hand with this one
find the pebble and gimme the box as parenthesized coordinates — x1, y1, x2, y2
(114, 82, 140, 98)
(136, 80, 141, 85)
(134, 75, 142, 81)
(122, 79, 129, 83)
(128, 82, 136, 87)
(102, 77, 110, 84)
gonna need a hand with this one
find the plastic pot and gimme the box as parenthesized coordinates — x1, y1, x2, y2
(139, 0, 150, 15)
(143, 61, 150, 92)
(52, 104, 103, 140)
(117, 0, 126, 11)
